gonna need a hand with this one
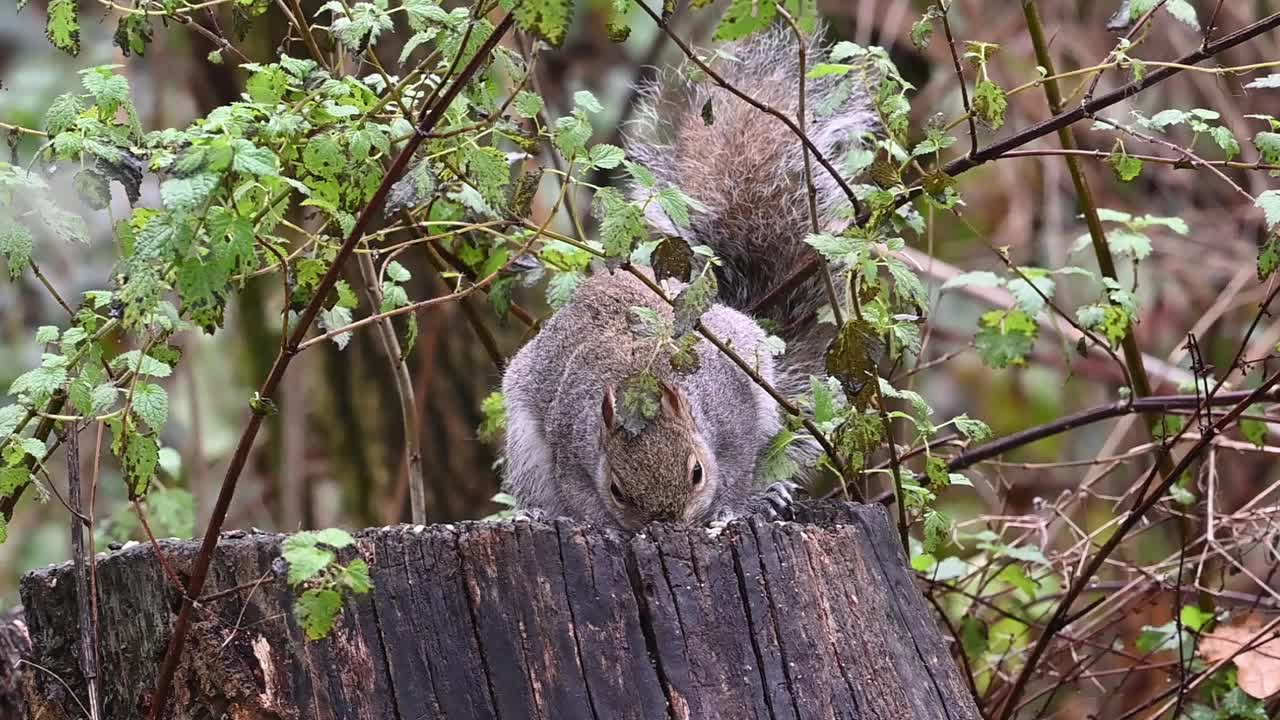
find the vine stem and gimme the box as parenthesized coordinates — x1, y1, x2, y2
(1020, 0, 1175, 511)
(145, 14, 516, 718)
(750, 9, 1280, 316)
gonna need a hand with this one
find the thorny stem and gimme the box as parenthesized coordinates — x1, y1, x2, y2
(777, 5, 845, 328)
(146, 15, 516, 718)
(750, 10, 1280, 316)
(1020, 0, 1175, 482)
(938, 1, 978, 158)
(356, 251, 427, 524)
(65, 427, 101, 720)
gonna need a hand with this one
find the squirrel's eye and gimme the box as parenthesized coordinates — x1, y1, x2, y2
(610, 481, 626, 505)
(690, 461, 704, 487)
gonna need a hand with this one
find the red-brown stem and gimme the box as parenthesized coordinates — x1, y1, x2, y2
(146, 15, 516, 718)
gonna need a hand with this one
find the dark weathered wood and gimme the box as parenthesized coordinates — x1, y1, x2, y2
(0, 607, 28, 720)
(14, 502, 979, 719)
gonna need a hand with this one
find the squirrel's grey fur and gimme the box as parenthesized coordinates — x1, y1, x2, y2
(501, 24, 879, 528)
(502, 269, 782, 529)
(625, 22, 879, 387)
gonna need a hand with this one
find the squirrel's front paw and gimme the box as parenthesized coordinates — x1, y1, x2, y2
(754, 481, 805, 521)
(511, 507, 555, 524)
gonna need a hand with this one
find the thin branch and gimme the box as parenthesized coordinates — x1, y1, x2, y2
(356, 251, 427, 524)
(948, 388, 1280, 471)
(750, 10, 1280, 316)
(146, 14, 517, 718)
(998, 147, 1280, 173)
(65, 426, 101, 720)
(938, 0, 978, 157)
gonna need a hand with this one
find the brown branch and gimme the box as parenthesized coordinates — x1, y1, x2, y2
(65, 426, 101, 720)
(938, 1, 978, 157)
(146, 14, 517, 718)
(992, 370, 1280, 720)
(947, 388, 1280, 471)
(750, 9, 1280, 316)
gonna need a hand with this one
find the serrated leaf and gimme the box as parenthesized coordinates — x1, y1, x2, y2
(314, 527, 356, 548)
(132, 382, 168, 430)
(339, 559, 371, 594)
(0, 216, 34, 280)
(232, 139, 279, 177)
(923, 510, 950, 552)
(972, 79, 1008, 130)
(513, 91, 544, 119)
(1245, 74, 1280, 90)
(975, 309, 1038, 369)
(295, 588, 342, 640)
(592, 187, 647, 258)
(714, 0, 777, 41)
(618, 370, 660, 436)
(1256, 190, 1280, 230)
(46, 0, 81, 55)
(942, 270, 1002, 290)
(500, 0, 573, 46)
(283, 537, 334, 585)
(44, 93, 83, 135)
(587, 143, 626, 170)
(1108, 151, 1143, 182)
(161, 173, 220, 213)
(478, 391, 507, 445)
(546, 271, 581, 310)
(111, 351, 172, 378)
(953, 414, 992, 442)
(1258, 235, 1280, 281)
(672, 272, 717, 337)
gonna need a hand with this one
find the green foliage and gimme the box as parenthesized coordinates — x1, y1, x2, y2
(281, 528, 369, 640)
(478, 392, 507, 445)
(618, 371, 661, 437)
(975, 309, 1038, 368)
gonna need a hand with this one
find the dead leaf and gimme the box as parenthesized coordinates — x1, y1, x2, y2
(1198, 612, 1280, 699)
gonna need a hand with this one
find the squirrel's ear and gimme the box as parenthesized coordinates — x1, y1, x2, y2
(659, 381, 686, 417)
(601, 386, 617, 431)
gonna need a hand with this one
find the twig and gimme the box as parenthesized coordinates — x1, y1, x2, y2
(65, 426, 101, 720)
(947, 388, 1280, 471)
(355, 251, 427, 524)
(750, 10, 1280, 316)
(146, 14, 517, 718)
(993, 369, 1280, 720)
(938, 1, 978, 157)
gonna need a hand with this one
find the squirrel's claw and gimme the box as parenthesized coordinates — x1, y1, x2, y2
(757, 481, 804, 521)
(511, 507, 554, 524)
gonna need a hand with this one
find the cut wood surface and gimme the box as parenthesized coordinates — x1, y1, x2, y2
(15, 502, 979, 719)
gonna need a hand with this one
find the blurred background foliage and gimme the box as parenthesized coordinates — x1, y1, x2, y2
(1, 1, 1279, 716)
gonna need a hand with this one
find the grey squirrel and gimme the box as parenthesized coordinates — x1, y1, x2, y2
(500, 23, 879, 529)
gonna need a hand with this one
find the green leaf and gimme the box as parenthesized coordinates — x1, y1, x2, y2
(714, 0, 777, 41)
(760, 429, 800, 484)
(587, 143, 626, 170)
(922, 510, 950, 553)
(1179, 604, 1214, 632)
(592, 187, 647, 258)
(1240, 406, 1267, 448)
(246, 66, 289, 104)
(339, 559, 371, 594)
(953, 414, 992, 442)
(1007, 274, 1055, 315)
(44, 93, 83, 135)
(314, 527, 356, 548)
(303, 136, 344, 178)
(1257, 190, 1280, 230)
(74, 170, 112, 211)
(553, 113, 593, 157)
(0, 406, 25, 438)
(972, 79, 1008, 130)
(36, 200, 90, 244)
(113, 14, 153, 57)
(161, 173, 220, 213)
(111, 351, 173, 378)
(46, 0, 81, 55)
(295, 588, 343, 640)
(9, 363, 68, 401)
(513, 91, 545, 119)
(462, 145, 510, 210)
(672, 272, 717, 337)
(975, 309, 1038, 369)
(618, 370, 660, 437)
(132, 382, 168, 430)
(0, 468, 30, 499)
(110, 423, 158, 497)
(1261, 235, 1280, 283)
(232, 139, 280, 177)
(960, 618, 988, 658)
(941, 270, 1002, 290)
(1245, 75, 1280, 90)
(1165, 0, 1199, 30)
(283, 536, 335, 585)
(478, 391, 507, 445)
(500, 0, 573, 46)
(1107, 151, 1143, 182)
(1255, 132, 1280, 166)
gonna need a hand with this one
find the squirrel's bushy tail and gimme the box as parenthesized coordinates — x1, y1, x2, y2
(625, 23, 879, 393)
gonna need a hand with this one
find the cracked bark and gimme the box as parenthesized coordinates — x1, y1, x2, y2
(8, 503, 978, 720)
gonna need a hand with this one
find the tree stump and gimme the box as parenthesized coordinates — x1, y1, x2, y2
(14, 502, 978, 719)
